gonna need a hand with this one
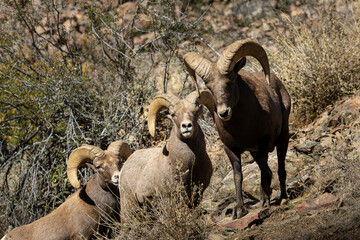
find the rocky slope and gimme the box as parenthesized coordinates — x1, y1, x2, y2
(1, 0, 359, 239)
(202, 95, 360, 239)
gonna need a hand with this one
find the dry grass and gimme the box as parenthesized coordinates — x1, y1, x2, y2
(103, 182, 211, 240)
(271, 1, 360, 127)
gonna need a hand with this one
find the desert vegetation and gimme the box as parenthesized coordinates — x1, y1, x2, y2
(1, 0, 360, 239)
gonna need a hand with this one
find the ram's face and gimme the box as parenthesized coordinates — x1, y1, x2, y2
(94, 153, 121, 186)
(169, 100, 202, 139)
(206, 70, 238, 121)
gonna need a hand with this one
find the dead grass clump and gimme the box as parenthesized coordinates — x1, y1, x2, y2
(108, 183, 211, 240)
(271, 1, 360, 126)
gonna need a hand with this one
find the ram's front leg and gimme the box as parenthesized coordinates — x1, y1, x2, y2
(224, 146, 247, 219)
(251, 151, 272, 208)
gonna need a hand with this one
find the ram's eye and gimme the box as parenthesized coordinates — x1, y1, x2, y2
(95, 165, 103, 170)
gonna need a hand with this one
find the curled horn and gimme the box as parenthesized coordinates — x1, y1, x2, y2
(197, 91, 215, 119)
(67, 145, 104, 189)
(107, 140, 132, 160)
(183, 52, 212, 95)
(148, 94, 180, 137)
(217, 39, 271, 84)
(185, 91, 216, 120)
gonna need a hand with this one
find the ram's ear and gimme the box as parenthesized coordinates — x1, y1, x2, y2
(164, 109, 170, 116)
(85, 162, 96, 172)
(197, 105, 204, 116)
(233, 57, 246, 74)
(165, 107, 175, 121)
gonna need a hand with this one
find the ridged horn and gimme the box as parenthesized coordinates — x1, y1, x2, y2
(67, 145, 104, 189)
(107, 140, 132, 160)
(217, 39, 270, 84)
(183, 52, 212, 94)
(197, 91, 215, 119)
(185, 90, 216, 120)
(148, 94, 180, 137)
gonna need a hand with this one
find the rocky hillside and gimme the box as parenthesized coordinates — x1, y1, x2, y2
(1, 0, 359, 239)
(203, 95, 360, 239)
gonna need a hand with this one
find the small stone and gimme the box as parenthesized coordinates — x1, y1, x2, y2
(314, 193, 338, 207)
(262, 23, 271, 32)
(221, 209, 271, 230)
(295, 193, 338, 215)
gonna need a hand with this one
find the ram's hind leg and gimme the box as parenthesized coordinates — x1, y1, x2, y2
(276, 128, 289, 204)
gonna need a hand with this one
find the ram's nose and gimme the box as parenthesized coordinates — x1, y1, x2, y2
(217, 106, 232, 121)
(112, 173, 120, 185)
(181, 122, 192, 129)
(181, 121, 193, 138)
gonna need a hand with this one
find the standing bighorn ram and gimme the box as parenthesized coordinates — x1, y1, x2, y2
(183, 39, 291, 219)
(2, 140, 131, 240)
(119, 91, 213, 219)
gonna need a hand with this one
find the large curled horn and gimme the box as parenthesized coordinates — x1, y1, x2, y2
(197, 91, 216, 119)
(185, 90, 216, 119)
(107, 140, 132, 160)
(148, 94, 180, 137)
(67, 145, 104, 189)
(217, 39, 271, 84)
(183, 52, 212, 95)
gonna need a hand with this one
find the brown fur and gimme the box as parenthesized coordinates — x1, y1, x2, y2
(201, 61, 291, 219)
(3, 150, 124, 240)
(119, 96, 213, 219)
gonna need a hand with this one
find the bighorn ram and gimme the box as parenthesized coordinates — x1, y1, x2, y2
(183, 39, 291, 219)
(2, 141, 131, 240)
(119, 91, 213, 218)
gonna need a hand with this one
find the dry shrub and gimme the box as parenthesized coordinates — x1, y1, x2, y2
(105, 182, 211, 240)
(0, 0, 214, 233)
(271, 1, 360, 126)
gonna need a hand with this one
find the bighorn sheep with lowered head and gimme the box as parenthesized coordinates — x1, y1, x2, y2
(183, 39, 291, 219)
(2, 140, 131, 240)
(119, 91, 214, 218)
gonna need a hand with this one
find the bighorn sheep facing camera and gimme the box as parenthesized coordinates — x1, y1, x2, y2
(183, 39, 291, 219)
(119, 91, 213, 218)
(2, 141, 131, 240)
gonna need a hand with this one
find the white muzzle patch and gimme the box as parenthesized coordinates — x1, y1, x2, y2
(217, 106, 232, 121)
(180, 120, 193, 138)
(111, 171, 121, 185)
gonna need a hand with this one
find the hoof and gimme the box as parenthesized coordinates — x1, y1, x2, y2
(280, 198, 288, 206)
(260, 199, 271, 208)
(232, 207, 248, 219)
(244, 158, 255, 164)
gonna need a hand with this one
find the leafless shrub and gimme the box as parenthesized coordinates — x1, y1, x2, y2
(0, 0, 215, 235)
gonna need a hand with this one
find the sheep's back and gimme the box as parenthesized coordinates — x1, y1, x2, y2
(119, 147, 172, 208)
